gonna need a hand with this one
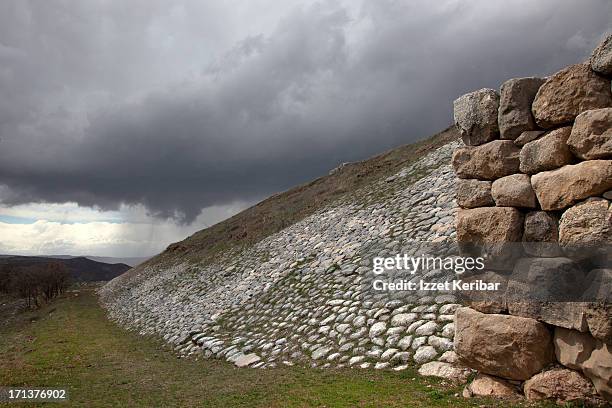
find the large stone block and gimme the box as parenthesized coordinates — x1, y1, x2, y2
(523, 367, 601, 405)
(532, 63, 612, 128)
(554, 327, 598, 371)
(586, 304, 612, 345)
(452, 140, 520, 180)
(559, 199, 612, 263)
(455, 179, 494, 208)
(509, 257, 584, 297)
(498, 77, 545, 140)
(417, 361, 471, 382)
(590, 33, 612, 76)
(522, 211, 562, 257)
(459, 270, 508, 314)
(514, 303, 589, 333)
(456, 207, 524, 267)
(583, 269, 612, 344)
(582, 342, 612, 402)
(568, 108, 612, 159)
(453, 88, 500, 146)
(506, 257, 588, 331)
(531, 160, 612, 210)
(491, 173, 536, 208)
(519, 126, 574, 174)
(454, 307, 554, 380)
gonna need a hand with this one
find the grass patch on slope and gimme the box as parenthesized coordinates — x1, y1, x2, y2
(0, 286, 558, 408)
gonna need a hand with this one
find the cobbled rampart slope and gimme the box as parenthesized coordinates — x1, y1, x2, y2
(100, 140, 468, 374)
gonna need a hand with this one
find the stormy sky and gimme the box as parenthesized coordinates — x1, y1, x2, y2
(0, 0, 610, 257)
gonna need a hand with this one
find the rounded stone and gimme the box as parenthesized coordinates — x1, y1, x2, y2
(568, 108, 612, 160)
(414, 321, 438, 336)
(519, 127, 574, 174)
(456, 179, 494, 209)
(559, 199, 612, 263)
(491, 174, 537, 208)
(453, 88, 500, 146)
(369, 322, 387, 338)
(532, 63, 612, 128)
(498, 77, 545, 140)
(590, 33, 612, 75)
(454, 307, 554, 381)
(413, 346, 438, 364)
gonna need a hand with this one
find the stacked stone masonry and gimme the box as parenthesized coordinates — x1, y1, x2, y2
(452, 34, 612, 404)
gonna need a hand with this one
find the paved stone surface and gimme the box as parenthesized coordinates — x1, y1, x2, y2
(100, 142, 465, 370)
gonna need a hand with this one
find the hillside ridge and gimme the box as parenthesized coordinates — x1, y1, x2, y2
(0, 255, 130, 282)
(141, 126, 457, 268)
(101, 132, 463, 373)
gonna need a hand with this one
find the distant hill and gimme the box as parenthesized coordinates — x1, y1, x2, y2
(0, 256, 131, 282)
(43, 255, 150, 267)
(84, 256, 150, 267)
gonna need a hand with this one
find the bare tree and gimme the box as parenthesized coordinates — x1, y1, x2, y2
(3, 261, 72, 308)
(0, 264, 12, 293)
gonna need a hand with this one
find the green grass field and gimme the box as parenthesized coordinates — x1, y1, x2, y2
(0, 287, 554, 407)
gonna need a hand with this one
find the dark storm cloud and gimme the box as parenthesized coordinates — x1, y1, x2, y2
(0, 0, 610, 223)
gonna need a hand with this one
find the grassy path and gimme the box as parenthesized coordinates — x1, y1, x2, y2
(0, 287, 549, 407)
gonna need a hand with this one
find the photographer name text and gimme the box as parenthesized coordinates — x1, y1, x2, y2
(372, 279, 500, 292)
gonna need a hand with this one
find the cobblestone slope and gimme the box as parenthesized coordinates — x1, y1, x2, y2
(100, 140, 467, 373)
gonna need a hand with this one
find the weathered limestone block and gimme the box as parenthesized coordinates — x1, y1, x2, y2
(454, 307, 554, 380)
(584, 268, 612, 303)
(498, 77, 545, 139)
(506, 257, 588, 331)
(456, 179, 493, 208)
(453, 88, 500, 146)
(463, 373, 522, 399)
(452, 140, 520, 180)
(519, 126, 574, 174)
(523, 367, 601, 405)
(514, 130, 544, 146)
(583, 269, 612, 344)
(417, 361, 471, 382)
(587, 305, 612, 345)
(460, 270, 508, 314)
(591, 33, 612, 76)
(554, 327, 597, 371)
(508, 257, 584, 299)
(233, 353, 261, 367)
(491, 173, 536, 208)
(456, 207, 523, 266)
(559, 199, 612, 263)
(531, 160, 612, 210)
(532, 63, 612, 128)
(522, 211, 562, 257)
(568, 108, 612, 159)
(582, 342, 612, 402)
(456, 207, 524, 243)
(515, 303, 589, 333)
(369, 322, 386, 337)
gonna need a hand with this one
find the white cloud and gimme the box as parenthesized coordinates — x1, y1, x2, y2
(0, 202, 123, 223)
(0, 200, 251, 257)
(0, 220, 176, 257)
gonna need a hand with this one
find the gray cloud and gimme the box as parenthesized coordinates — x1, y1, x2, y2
(0, 0, 611, 223)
